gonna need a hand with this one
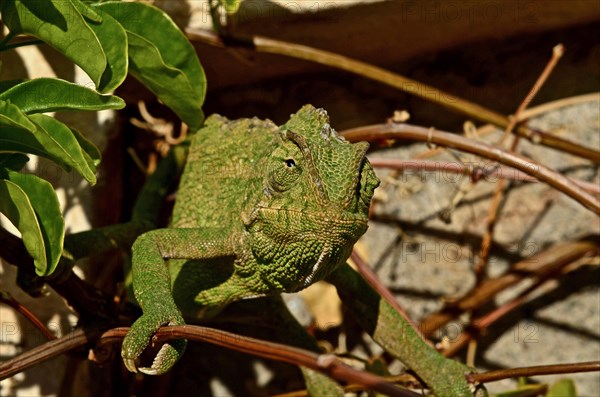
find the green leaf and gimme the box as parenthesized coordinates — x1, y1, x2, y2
(98, 1, 206, 130)
(0, 109, 97, 184)
(365, 358, 391, 377)
(548, 379, 577, 397)
(2, 0, 107, 89)
(28, 114, 97, 184)
(71, 127, 101, 168)
(73, 2, 128, 93)
(0, 171, 64, 276)
(220, 0, 242, 14)
(71, 0, 103, 23)
(0, 78, 125, 114)
(494, 384, 547, 397)
(0, 153, 29, 171)
(0, 99, 37, 131)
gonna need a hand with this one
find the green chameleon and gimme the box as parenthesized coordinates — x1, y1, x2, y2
(121, 105, 474, 396)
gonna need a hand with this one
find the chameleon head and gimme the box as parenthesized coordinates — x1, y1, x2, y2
(244, 105, 380, 292)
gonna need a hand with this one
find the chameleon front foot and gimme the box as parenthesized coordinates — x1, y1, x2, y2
(121, 312, 187, 375)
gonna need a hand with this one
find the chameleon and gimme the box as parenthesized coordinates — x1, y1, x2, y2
(121, 105, 474, 396)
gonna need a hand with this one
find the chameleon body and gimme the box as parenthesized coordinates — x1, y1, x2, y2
(122, 105, 378, 373)
(122, 105, 473, 396)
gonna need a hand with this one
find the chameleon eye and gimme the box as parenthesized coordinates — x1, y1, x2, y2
(284, 159, 296, 168)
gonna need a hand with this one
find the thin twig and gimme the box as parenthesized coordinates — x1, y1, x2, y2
(468, 361, 600, 384)
(342, 123, 600, 215)
(441, 252, 597, 357)
(475, 44, 565, 280)
(185, 29, 600, 163)
(3, 325, 597, 393)
(0, 292, 56, 341)
(272, 360, 600, 397)
(473, 145, 514, 280)
(420, 239, 598, 337)
(0, 328, 99, 381)
(370, 159, 600, 194)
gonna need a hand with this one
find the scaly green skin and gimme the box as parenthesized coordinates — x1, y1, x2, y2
(121, 105, 474, 396)
(327, 264, 473, 397)
(122, 105, 377, 374)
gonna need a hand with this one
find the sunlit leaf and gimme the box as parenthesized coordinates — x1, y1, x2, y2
(0, 99, 36, 131)
(98, 1, 206, 130)
(73, 2, 128, 93)
(220, 0, 242, 14)
(0, 78, 124, 114)
(71, 127, 101, 168)
(548, 379, 577, 397)
(2, 0, 107, 88)
(0, 172, 64, 276)
(0, 110, 97, 184)
(28, 114, 97, 184)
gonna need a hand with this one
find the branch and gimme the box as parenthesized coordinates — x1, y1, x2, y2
(0, 292, 56, 341)
(341, 123, 600, 215)
(185, 29, 600, 163)
(0, 146, 185, 320)
(0, 328, 101, 381)
(469, 362, 600, 384)
(441, 250, 598, 357)
(473, 44, 564, 281)
(1, 326, 418, 397)
(0, 227, 114, 322)
(273, 361, 600, 397)
(420, 238, 598, 337)
(369, 159, 600, 194)
(4, 324, 597, 394)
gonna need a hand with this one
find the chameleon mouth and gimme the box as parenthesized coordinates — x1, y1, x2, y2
(249, 206, 366, 292)
(294, 245, 331, 291)
(255, 206, 369, 226)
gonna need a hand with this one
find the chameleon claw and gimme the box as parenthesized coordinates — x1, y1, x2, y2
(123, 357, 139, 373)
(138, 366, 159, 376)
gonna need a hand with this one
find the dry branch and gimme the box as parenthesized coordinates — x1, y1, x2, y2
(341, 123, 600, 215)
(186, 29, 600, 163)
(0, 326, 417, 397)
